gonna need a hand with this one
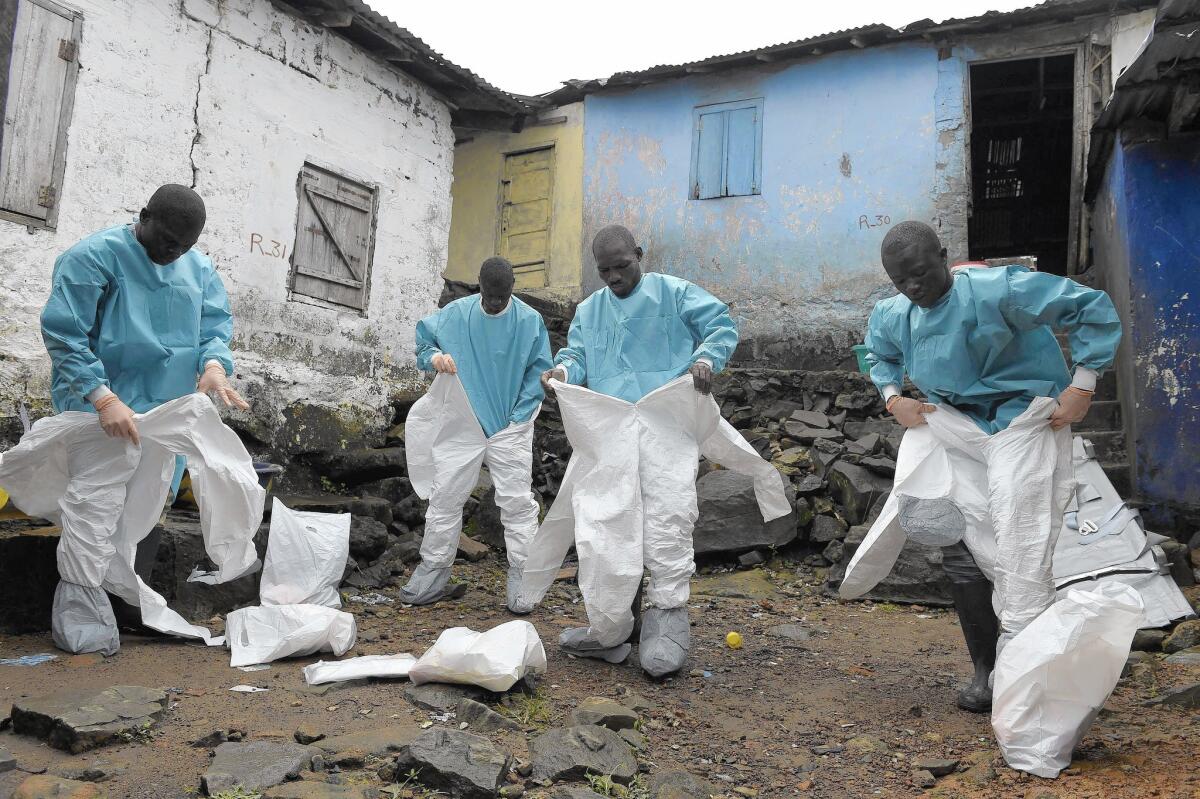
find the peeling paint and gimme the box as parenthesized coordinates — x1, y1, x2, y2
(0, 0, 452, 451)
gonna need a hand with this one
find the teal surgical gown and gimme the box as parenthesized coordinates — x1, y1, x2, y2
(42, 224, 235, 499)
(865, 265, 1121, 434)
(42, 224, 235, 414)
(555, 272, 738, 403)
(415, 296, 552, 438)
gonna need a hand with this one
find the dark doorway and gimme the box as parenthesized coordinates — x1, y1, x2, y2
(968, 54, 1075, 275)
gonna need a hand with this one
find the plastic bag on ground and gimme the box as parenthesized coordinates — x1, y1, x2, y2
(226, 605, 357, 667)
(0, 394, 264, 648)
(303, 654, 417, 685)
(259, 498, 350, 608)
(408, 620, 546, 692)
(991, 582, 1143, 777)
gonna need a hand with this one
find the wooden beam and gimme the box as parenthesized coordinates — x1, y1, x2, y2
(314, 9, 354, 27)
(529, 115, 568, 127)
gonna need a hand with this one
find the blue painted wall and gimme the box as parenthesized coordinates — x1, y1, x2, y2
(1119, 134, 1200, 519)
(582, 44, 952, 368)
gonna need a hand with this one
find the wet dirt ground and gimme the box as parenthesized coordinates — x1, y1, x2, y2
(1, 559, 1197, 799)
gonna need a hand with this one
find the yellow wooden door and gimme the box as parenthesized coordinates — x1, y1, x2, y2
(499, 147, 553, 289)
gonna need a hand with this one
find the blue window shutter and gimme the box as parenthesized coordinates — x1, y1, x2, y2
(725, 106, 758, 196)
(694, 110, 726, 200)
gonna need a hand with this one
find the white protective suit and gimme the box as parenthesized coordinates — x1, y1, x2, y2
(405, 374, 540, 587)
(839, 396, 1074, 650)
(517, 376, 792, 650)
(0, 394, 263, 654)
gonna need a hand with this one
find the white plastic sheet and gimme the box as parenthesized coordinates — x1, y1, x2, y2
(304, 654, 417, 685)
(0, 394, 264, 648)
(408, 620, 546, 692)
(259, 498, 350, 608)
(1052, 438, 1193, 628)
(840, 397, 1074, 648)
(518, 377, 791, 648)
(405, 374, 540, 570)
(992, 582, 1143, 777)
(225, 604, 357, 668)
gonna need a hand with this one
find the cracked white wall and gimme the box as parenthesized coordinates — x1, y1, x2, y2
(0, 0, 453, 450)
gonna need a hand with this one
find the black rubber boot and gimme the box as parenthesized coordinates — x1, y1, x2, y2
(950, 579, 999, 713)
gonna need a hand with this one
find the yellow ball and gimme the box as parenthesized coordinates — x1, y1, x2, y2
(725, 631, 743, 649)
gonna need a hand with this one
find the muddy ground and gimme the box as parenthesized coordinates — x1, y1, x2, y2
(1, 558, 1197, 799)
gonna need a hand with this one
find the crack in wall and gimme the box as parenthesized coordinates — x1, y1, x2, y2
(190, 27, 214, 189)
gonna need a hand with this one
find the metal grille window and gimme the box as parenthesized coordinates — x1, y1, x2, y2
(689, 98, 763, 200)
(289, 162, 379, 312)
(0, 0, 82, 230)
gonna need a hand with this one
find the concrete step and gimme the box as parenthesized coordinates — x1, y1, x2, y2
(1075, 399, 1122, 432)
(1101, 461, 1133, 498)
(1080, 430, 1127, 462)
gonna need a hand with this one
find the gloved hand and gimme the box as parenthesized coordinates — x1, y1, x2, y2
(540, 366, 566, 393)
(198, 363, 250, 410)
(887, 395, 936, 428)
(690, 361, 713, 394)
(1050, 386, 1093, 430)
(431, 353, 457, 374)
(94, 394, 141, 445)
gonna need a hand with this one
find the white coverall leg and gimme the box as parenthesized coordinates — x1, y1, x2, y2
(482, 423, 540, 611)
(402, 444, 486, 605)
(52, 434, 141, 656)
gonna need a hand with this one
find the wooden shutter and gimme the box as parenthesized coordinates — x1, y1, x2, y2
(0, 0, 82, 229)
(725, 105, 760, 196)
(693, 110, 726, 199)
(499, 146, 553, 289)
(290, 163, 378, 312)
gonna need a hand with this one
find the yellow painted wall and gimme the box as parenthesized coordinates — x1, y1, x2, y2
(447, 103, 584, 301)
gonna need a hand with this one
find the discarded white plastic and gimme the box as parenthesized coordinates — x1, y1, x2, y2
(840, 397, 1074, 649)
(303, 653, 417, 685)
(992, 582, 1143, 777)
(259, 498, 350, 608)
(0, 394, 264, 650)
(408, 620, 546, 692)
(229, 685, 269, 693)
(236, 664, 271, 672)
(1053, 437, 1193, 628)
(518, 377, 791, 648)
(225, 605, 357, 668)
(405, 374, 540, 572)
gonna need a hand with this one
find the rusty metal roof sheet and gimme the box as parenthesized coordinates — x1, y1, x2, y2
(543, 0, 1155, 104)
(1086, 0, 1200, 199)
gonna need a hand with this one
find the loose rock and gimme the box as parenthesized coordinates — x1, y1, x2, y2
(1164, 647, 1200, 665)
(404, 683, 490, 712)
(395, 728, 511, 799)
(530, 725, 638, 783)
(693, 471, 796, 555)
(294, 723, 326, 745)
(568, 697, 639, 731)
(315, 725, 422, 757)
(456, 698, 523, 732)
(263, 783, 375, 799)
(1148, 682, 1200, 708)
(457, 535, 490, 562)
(912, 769, 937, 789)
(12, 775, 103, 799)
(1163, 620, 1200, 653)
(810, 515, 848, 543)
(10, 685, 167, 753)
(827, 462, 893, 525)
(767, 624, 811, 641)
(911, 757, 958, 776)
(202, 741, 321, 795)
(0, 748, 14, 773)
(789, 410, 831, 429)
(1132, 628, 1167, 651)
(648, 770, 721, 798)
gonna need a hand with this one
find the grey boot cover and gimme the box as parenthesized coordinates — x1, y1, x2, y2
(638, 606, 690, 678)
(52, 581, 120, 656)
(506, 566, 531, 615)
(898, 495, 966, 547)
(559, 627, 633, 664)
(400, 562, 453, 605)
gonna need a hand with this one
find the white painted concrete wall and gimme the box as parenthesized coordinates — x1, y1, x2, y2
(0, 0, 452, 448)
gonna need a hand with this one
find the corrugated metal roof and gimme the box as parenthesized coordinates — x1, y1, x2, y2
(544, 0, 1155, 104)
(274, 0, 532, 125)
(1086, 0, 1200, 199)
